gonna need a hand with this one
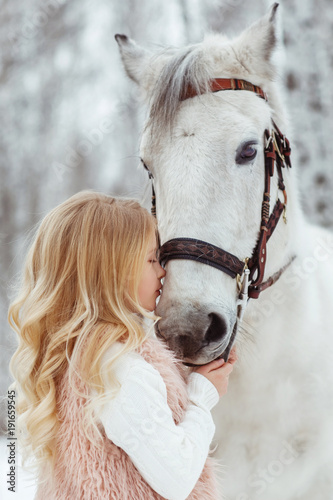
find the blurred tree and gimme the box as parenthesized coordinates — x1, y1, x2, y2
(281, 0, 333, 228)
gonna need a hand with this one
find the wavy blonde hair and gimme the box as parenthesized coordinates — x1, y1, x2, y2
(8, 190, 158, 471)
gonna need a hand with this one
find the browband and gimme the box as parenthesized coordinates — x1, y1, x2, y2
(182, 78, 268, 102)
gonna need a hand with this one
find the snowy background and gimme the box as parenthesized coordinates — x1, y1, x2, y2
(1, 0, 333, 496)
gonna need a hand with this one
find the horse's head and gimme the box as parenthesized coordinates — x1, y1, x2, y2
(116, 4, 296, 365)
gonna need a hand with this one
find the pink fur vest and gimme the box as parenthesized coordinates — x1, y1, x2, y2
(35, 337, 219, 499)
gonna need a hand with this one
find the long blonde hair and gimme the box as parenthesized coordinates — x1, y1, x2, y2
(8, 190, 158, 470)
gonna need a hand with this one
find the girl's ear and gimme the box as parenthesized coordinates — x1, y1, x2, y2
(115, 34, 151, 86)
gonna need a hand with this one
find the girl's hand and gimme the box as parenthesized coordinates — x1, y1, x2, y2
(193, 347, 237, 397)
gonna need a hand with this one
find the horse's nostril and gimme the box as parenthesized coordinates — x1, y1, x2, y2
(205, 313, 228, 344)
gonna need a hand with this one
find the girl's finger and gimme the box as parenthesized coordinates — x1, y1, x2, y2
(221, 363, 234, 375)
(228, 348, 238, 364)
(206, 357, 225, 372)
(195, 357, 225, 374)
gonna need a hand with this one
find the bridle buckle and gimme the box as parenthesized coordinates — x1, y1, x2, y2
(272, 131, 285, 163)
(236, 258, 251, 322)
(236, 257, 250, 293)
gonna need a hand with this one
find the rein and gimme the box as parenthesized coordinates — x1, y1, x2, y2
(144, 78, 294, 319)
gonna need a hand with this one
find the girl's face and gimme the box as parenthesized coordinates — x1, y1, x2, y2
(138, 235, 166, 311)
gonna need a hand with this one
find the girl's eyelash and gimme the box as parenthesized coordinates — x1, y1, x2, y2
(148, 250, 160, 263)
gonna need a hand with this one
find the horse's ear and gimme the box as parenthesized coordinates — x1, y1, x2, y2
(115, 34, 150, 86)
(234, 3, 280, 67)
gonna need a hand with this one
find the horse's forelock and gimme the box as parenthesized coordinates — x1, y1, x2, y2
(147, 44, 211, 133)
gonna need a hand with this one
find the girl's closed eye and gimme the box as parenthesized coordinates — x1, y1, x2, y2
(149, 249, 160, 264)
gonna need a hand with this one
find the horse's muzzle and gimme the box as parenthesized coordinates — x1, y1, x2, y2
(155, 309, 234, 365)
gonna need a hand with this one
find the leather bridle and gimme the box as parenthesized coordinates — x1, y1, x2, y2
(143, 78, 294, 320)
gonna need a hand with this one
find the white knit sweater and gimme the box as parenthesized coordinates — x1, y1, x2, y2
(99, 345, 219, 500)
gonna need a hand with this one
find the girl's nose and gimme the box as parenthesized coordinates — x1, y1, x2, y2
(158, 262, 166, 279)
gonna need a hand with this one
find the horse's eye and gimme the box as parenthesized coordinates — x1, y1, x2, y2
(241, 145, 257, 159)
(236, 142, 258, 165)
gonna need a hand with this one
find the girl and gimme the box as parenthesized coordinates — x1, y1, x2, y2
(9, 191, 236, 500)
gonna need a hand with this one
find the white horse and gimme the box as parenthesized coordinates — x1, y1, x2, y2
(116, 4, 333, 499)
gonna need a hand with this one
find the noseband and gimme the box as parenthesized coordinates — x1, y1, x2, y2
(144, 78, 294, 319)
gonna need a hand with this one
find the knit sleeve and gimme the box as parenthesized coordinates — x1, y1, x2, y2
(99, 351, 219, 500)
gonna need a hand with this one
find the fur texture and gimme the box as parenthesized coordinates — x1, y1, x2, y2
(35, 337, 219, 500)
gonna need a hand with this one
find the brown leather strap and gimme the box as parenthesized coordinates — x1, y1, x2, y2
(266, 199, 284, 239)
(248, 256, 296, 299)
(272, 120, 292, 169)
(159, 238, 245, 279)
(246, 122, 291, 294)
(182, 78, 268, 101)
(248, 132, 275, 286)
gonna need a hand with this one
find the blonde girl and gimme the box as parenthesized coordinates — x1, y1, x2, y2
(9, 190, 236, 500)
